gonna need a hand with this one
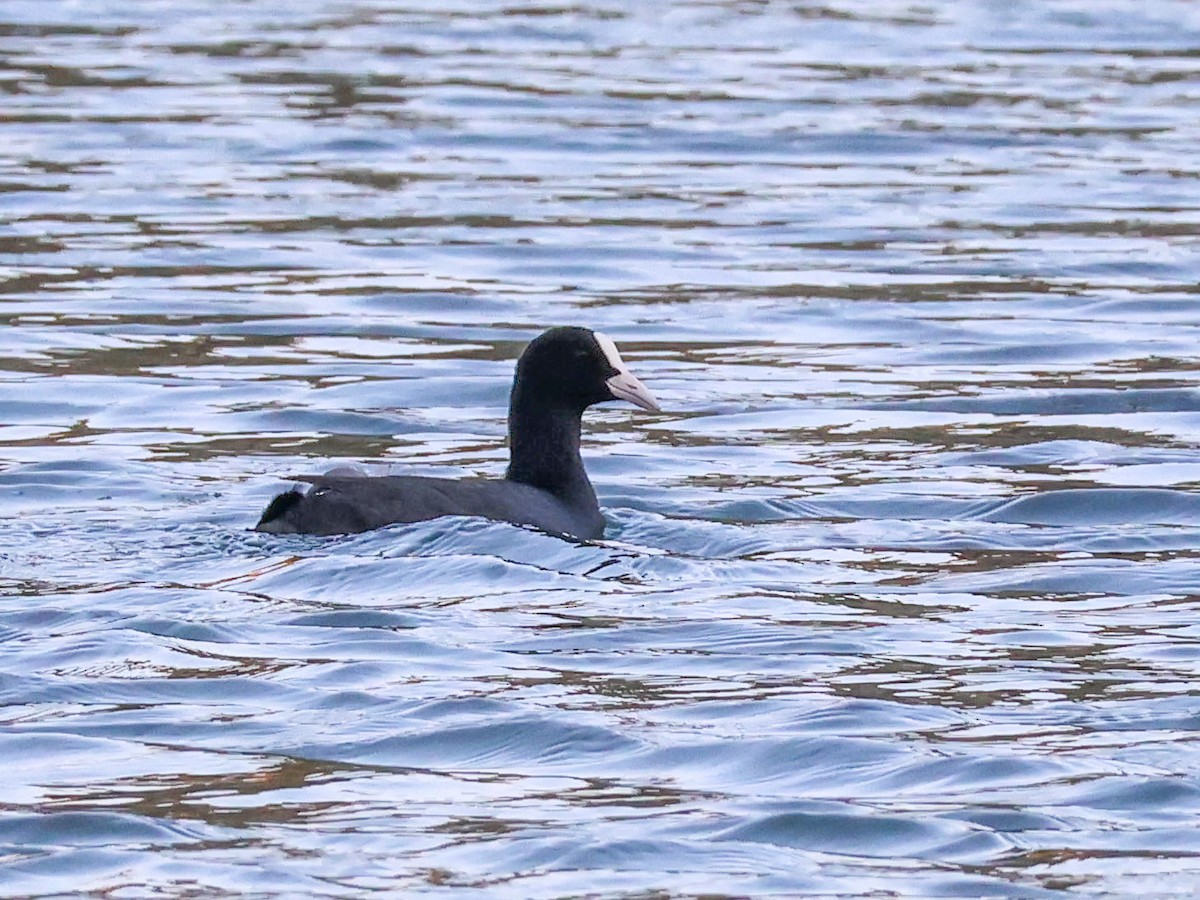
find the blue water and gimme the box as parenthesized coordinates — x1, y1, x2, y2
(3, 0, 1200, 896)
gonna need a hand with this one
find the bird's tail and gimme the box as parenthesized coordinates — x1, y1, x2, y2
(255, 489, 304, 531)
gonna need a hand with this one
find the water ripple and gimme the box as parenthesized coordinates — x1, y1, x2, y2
(3, 0, 1200, 895)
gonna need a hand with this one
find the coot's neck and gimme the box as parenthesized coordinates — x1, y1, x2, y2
(504, 386, 597, 509)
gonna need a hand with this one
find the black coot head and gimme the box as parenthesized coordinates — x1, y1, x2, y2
(515, 326, 660, 412)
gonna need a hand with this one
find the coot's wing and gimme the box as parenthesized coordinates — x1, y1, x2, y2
(257, 474, 604, 539)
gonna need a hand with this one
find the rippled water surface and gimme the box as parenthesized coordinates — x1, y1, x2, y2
(4, 1, 1200, 896)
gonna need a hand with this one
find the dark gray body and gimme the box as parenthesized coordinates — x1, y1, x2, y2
(256, 474, 606, 539)
(254, 327, 657, 542)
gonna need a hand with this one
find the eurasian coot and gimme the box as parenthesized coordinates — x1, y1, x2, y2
(255, 326, 659, 540)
